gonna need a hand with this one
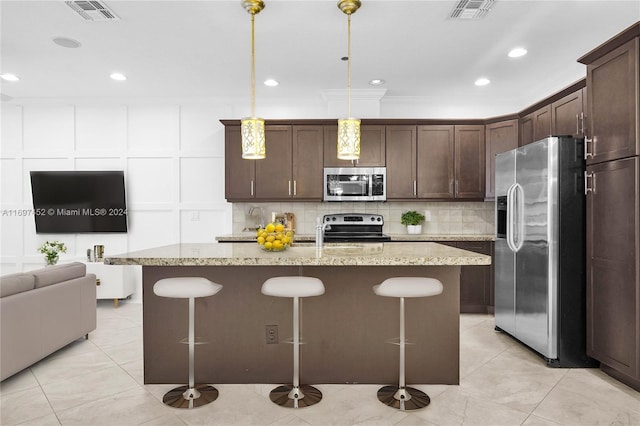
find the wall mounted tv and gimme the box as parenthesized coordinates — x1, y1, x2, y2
(30, 171, 128, 233)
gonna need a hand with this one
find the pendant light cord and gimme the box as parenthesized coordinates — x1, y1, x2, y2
(347, 13, 352, 118)
(251, 12, 256, 117)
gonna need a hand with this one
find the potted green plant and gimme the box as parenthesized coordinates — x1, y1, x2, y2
(38, 240, 67, 265)
(401, 210, 425, 234)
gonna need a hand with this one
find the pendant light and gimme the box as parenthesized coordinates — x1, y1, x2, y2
(241, 0, 266, 159)
(337, 0, 361, 160)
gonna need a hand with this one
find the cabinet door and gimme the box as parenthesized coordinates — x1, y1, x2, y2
(254, 125, 293, 199)
(455, 125, 485, 199)
(292, 125, 323, 200)
(225, 125, 255, 201)
(485, 119, 518, 199)
(458, 241, 493, 313)
(386, 125, 417, 199)
(533, 104, 552, 142)
(586, 157, 639, 379)
(586, 38, 639, 164)
(519, 113, 535, 146)
(417, 125, 454, 198)
(324, 124, 386, 167)
(551, 89, 584, 137)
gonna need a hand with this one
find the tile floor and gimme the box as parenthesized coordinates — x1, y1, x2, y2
(1, 301, 639, 425)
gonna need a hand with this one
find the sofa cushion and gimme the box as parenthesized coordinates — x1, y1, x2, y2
(0, 273, 35, 297)
(32, 262, 86, 289)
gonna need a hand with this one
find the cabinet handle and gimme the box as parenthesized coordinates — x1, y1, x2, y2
(455, 180, 459, 194)
(584, 137, 594, 159)
(288, 180, 292, 196)
(293, 180, 297, 196)
(580, 112, 585, 135)
(576, 113, 579, 135)
(584, 172, 595, 194)
(450, 180, 454, 193)
(413, 180, 417, 197)
(250, 180, 254, 197)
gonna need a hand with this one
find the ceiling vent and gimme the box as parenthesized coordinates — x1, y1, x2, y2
(449, 0, 495, 20)
(65, 1, 120, 21)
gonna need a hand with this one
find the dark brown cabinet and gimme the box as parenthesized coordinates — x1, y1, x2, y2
(440, 241, 494, 313)
(323, 124, 386, 167)
(586, 157, 639, 387)
(520, 105, 551, 146)
(580, 25, 640, 391)
(415, 125, 485, 199)
(225, 125, 323, 201)
(485, 119, 518, 199)
(385, 125, 417, 199)
(584, 38, 639, 164)
(551, 88, 585, 138)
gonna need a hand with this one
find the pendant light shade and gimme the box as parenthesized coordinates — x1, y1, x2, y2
(337, 0, 361, 160)
(241, 0, 266, 159)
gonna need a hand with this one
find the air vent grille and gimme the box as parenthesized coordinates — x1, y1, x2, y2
(65, 0, 120, 21)
(450, 0, 495, 20)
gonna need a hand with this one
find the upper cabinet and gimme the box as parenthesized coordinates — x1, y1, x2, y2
(323, 124, 386, 167)
(224, 124, 324, 202)
(387, 124, 484, 200)
(581, 38, 639, 164)
(520, 105, 551, 146)
(551, 88, 586, 138)
(485, 119, 519, 200)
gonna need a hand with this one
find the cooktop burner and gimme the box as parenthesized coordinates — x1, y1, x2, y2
(322, 213, 390, 242)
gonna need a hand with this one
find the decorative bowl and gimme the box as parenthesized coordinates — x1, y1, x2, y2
(256, 225, 294, 252)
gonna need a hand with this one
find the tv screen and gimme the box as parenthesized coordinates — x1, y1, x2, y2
(30, 171, 128, 233)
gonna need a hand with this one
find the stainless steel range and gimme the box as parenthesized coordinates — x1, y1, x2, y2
(322, 213, 391, 243)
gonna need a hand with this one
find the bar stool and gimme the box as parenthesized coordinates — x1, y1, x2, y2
(261, 276, 325, 408)
(153, 277, 223, 409)
(373, 277, 443, 411)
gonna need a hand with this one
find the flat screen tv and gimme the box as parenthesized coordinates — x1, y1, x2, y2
(30, 171, 128, 233)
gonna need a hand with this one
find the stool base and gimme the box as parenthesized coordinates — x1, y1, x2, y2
(162, 384, 219, 409)
(376, 385, 430, 411)
(268, 384, 322, 408)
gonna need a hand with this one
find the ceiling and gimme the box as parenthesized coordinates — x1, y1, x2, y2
(1, 0, 639, 116)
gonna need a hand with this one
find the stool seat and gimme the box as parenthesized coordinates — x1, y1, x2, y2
(154, 277, 222, 299)
(373, 277, 443, 298)
(262, 276, 325, 298)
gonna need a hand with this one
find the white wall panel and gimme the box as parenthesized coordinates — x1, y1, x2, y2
(1, 214, 23, 257)
(180, 105, 228, 154)
(23, 106, 74, 153)
(180, 209, 228, 243)
(126, 158, 174, 204)
(128, 105, 179, 152)
(180, 157, 222, 203)
(74, 158, 124, 170)
(76, 106, 127, 152)
(1, 105, 22, 156)
(1, 158, 21, 203)
(127, 210, 177, 251)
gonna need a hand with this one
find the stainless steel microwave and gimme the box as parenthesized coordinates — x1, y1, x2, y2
(323, 167, 386, 201)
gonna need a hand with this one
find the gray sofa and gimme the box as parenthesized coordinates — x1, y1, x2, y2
(0, 262, 97, 381)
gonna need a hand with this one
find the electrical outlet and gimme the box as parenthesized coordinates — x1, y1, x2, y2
(265, 325, 278, 344)
(424, 210, 431, 222)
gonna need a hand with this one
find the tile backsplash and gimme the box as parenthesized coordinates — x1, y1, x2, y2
(232, 201, 495, 235)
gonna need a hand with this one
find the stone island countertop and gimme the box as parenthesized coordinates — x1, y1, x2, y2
(104, 242, 491, 267)
(215, 233, 495, 243)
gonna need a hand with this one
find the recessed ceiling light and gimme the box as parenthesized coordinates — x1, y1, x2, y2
(508, 47, 527, 58)
(0, 74, 19, 82)
(53, 37, 82, 48)
(264, 79, 279, 87)
(110, 73, 127, 81)
(369, 79, 385, 86)
(475, 78, 490, 86)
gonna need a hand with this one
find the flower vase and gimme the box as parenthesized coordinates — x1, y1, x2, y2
(46, 256, 59, 266)
(407, 225, 422, 235)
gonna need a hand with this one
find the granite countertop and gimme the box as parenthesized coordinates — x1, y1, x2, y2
(215, 233, 495, 242)
(104, 242, 491, 267)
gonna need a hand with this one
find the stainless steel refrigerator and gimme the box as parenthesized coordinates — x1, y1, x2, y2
(494, 136, 597, 367)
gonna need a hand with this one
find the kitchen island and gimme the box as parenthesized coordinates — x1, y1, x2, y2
(106, 242, 490, 385)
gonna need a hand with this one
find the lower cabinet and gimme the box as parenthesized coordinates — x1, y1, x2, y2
(441, 241, 494, 313)
(85, 263, 135, 308)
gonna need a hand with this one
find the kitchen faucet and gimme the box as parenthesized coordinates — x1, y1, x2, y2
(248, 206, 265, 229)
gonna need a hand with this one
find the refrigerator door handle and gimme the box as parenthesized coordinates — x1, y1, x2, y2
(506, 183, 517, 252)
(513, 183, 525, 252)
